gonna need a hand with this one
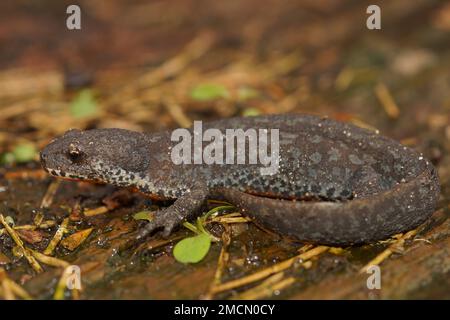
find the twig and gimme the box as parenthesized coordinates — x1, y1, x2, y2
(210, 212, 251, 224)
(231, 272, 296, 300)
(359, 229, 418, 274)
(107, 32, 215, 104)
(375, 82, 400, 119)
(131, 236, 184, 257)
(136, 32, 215, 87)
(204, 224, 232, 299)
(349, 118, 379, 132)
(30, 249, 70, 268)
(0, 268, 32, 300)
(0, 97, 42, 120)
(164, 97, 192, 128)
(0, 214, 43, 273)
(33, 210, 44, 226)
(4, 169, 48, 180)
(0, 220, 56, 236)
(43, 217, 69, 256)
(209, 246, 329, 294)
(83, 206, 109, 217)
(40, 179, 61, 209)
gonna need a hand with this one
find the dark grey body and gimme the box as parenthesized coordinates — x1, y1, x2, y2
(40, 114, 440, 245)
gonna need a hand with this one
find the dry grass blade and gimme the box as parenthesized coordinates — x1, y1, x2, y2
(210, 212, 251, 224)
(6, 278, 33, 300)
(298, 244, 314, 253)
(40, 179, 61, 209)
(349, 118, 379, 132)
(204, 225, 232, 299)
(0, 69, 62, 99)
(30, 249, 70, 268)
(69, 200, 82, 222)
(8, 220, 56, 231)
(4, 169, 48, 180)
(375, 82, 400, 119)
(0, 268, 15, 300)
(211, 217, 250, 224)
(131, 236, 184, 257)
(83, 206, 109, 217)
(60, 228, 93, 251)
(107, 31, 216, 103)
(0, 268, 32, 300)
(164, 98, 192, 128)
(43, 217, 69, 255)
(1, 220, 56, 238)
(137, 31, 215, 87)
(0, 214, 43, 273)
(232, 272, 296, 300)
(359, 229, 418, 274)
(335, 68, 355, 91)
(1, 283, 15, 299)
(210, 246, 329, 294)
(33, 211, 44, 226)
(0, 97, 45, 122)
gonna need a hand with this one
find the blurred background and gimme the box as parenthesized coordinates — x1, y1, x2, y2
(0, 0, 449, 299)
(1, 0, 449, 145)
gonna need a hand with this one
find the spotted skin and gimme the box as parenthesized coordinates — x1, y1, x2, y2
(40, 114, 440, 245)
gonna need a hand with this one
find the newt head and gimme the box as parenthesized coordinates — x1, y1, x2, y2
(40, 128, 150, 183)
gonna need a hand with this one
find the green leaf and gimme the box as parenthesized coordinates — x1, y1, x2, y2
(190, 84, 229, 101)
(70, 89, 98, 119)
(12, 143, 37, 163)
(0, 152, 15, 165)
(173, 233, 211, 263)
(242, 108, 261, 117)
(237, 87, 259, 101)
(132, 211, 154, 222)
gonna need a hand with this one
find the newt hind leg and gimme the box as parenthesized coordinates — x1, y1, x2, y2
(134, 185, 210, 242)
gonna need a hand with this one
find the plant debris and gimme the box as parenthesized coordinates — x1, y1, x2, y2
(60, 228, 93, 251)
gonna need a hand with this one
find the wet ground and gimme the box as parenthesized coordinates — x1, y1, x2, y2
(0, 0, 449, 299)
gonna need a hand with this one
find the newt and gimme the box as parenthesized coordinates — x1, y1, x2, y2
(40, 114, 440, 245)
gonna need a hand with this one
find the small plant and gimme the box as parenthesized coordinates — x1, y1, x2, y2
(1, 142, 37, 165)
(70, 89, 98, 119)
(173, 205, 234, 264)
(190, 83, 230, 101)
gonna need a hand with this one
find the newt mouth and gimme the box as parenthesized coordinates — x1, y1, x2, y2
(43, 167, 87, 181)
(43, 169, 106, 186)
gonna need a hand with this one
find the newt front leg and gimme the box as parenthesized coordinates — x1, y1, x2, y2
(135, 183, 210, 241)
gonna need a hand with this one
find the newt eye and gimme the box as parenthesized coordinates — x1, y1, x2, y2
(67, 143, 84, 162)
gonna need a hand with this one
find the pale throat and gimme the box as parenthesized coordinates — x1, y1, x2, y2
(90, 159, 185, 199)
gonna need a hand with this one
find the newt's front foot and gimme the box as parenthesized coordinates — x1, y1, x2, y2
(132, 185, 210, 245)
(135, 207, 183, 241)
